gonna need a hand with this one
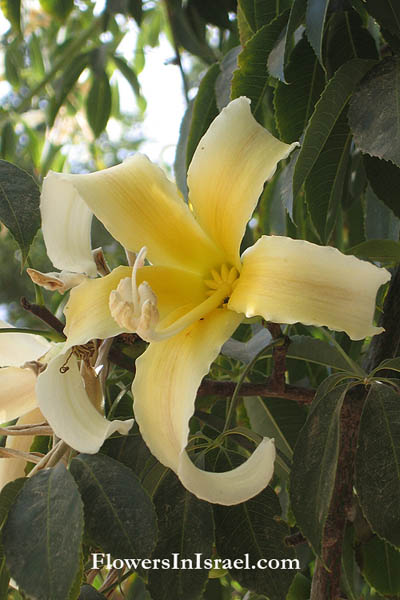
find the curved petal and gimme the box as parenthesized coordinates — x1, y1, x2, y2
(0, 320, 51, 367)
(63, 266, 132, 350)
(0, 368, 38, 423)
(36, 353, 134, 454)
(229, 236, 391, 341)
(132, 309, 276, 505)
(0, 407, 44, 491)
(187, 97, 297, 269)
(41, 172, 97, 276)
(45, 155, 224, 275)
(64, 265, 207, 349)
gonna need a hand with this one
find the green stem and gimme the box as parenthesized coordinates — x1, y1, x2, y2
(0, 327, 64, 342)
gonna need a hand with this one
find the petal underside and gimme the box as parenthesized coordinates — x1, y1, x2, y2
(0, 407, 44, 491)
(41, 172, 97, 276)
(64, 264, 207, 348)
(47, 155, 224, 275)
(187, 97, 297, 269)
(0, 367, 38, 423)
(132, 308, 276, 505)
(229, 236, 391, 341)
(0, 320, 51, 367)
(36, 353, 133, 454)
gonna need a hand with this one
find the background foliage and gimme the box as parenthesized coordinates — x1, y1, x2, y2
(0, 0, 400, 599)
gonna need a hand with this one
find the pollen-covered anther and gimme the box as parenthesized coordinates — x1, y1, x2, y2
(204, 264, 239, 302)
(109, 247, 160, 338)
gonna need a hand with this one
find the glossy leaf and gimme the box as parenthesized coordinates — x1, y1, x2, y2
(364, 0, 400, 40)
(49, 52, 89, 126)
(305, 0, 329, 65)
(231, 11, 289, 121)
(215, 45, 241, 110)
(364, 184, 400, 241)
(323, 10, 378, 77)
(0, 160, 41, 267)
(39, 0, 74, 20)
(128, 0, 143, 25)
(305, 113, 352, 243)
(290, 382, 349, 556)
(70, 453, 157, 559)
(355, 383, 400, 548)
(349, 57, 400, 167)
(364, 154, 400, 219)
(345, 239, 400, 264)
(293, 58, 375, 202)
(359, 535, 400, 595)
(148, 471, 213, 600)
(275, 37, 325, 143)
(86, 71, 112, 137)
(3, 464, 83, 600)
(214, 486, 296, 599)
(186, 63, 220, 170)
(0, 0, 20, 32)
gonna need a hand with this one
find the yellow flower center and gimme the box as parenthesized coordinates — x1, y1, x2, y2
(204, 264, 239, 306)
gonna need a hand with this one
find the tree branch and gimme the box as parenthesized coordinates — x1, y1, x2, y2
(197, 379, 314, 404)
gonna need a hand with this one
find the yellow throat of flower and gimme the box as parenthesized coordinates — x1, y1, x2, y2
(204, 264, 239, 306)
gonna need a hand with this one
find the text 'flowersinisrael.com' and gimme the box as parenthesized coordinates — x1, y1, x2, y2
(91, 553, 301, 571)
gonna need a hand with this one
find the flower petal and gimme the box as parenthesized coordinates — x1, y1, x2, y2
(229, 236, 391, 340)
(36, 353, 133, 454)
(64, 264, 207, 349)
(0, 320, 51, 367)
(0, 368, 38, 423)
(63, 266, 132, 350)
(132, 309, 276, 505)
(187, 97, 297, 269)
(0, 407, 44, 491)
(41, 172, 97, 276)
(44, 155, 224, 275)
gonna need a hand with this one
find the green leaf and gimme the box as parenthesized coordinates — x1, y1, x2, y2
(238, 0, 256, 32)
(290, 382, 349, 557)
(355, 383, 400, 548)
(275, 37, 325, 143)
(363, 154, 400, 219)
(168, 0, 215, 64)
(305, 113, 352, 242)
(3, 464, 83, 600)
(364, 184, 400, 241)
(358, 535, 400, 595)
(186, 63, 220, 171)
(86, 71, 112, 138)
(245, 396, 306, 459)
(0, 160, 41, 267)
(282, 0, 306, 71)
(70, 453, 157, 559)
(0, 122, 16, 162)
(286, 573, 312, 600)
(112, 54, 141, 97)
(214, 486, 296, 599)
(345, 239, 400, 264)
(128, 0, 143, 25)
(78, 584, 107, 599)
(293, 58, 375, 202)
(255, 0, 291, 30)
(101, 423, 153, 479)
(29, 33, 45, 80)
(349, 57, 400, 167)
(215, 45, 241, 110)
(305, 0, 329, 65)
(49, 52, 89, 126)
(371, 357, 400, 376)
(0, 0, 21, 32)
(174, 103, 193, 198)
(39, 0, 74, 20)
(148, 471, 214, 600)
(364, 0, 400, 40)
(323, 10, 378, 77)
(0, 478, 26, 598)
(231, 11, 289, 121)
